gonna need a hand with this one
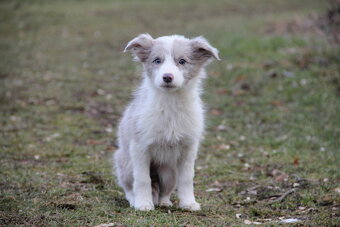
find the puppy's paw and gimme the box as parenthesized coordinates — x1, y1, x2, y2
(159, 198, 173, 207)
(180, 202, 201, 211)
(134, 201, 154, 211)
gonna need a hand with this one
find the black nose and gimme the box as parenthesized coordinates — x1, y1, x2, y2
(163, 73, 174, 83)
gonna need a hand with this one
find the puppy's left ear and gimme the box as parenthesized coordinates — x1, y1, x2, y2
(190, 36, 220, 62)
(124, 33, 154, 62)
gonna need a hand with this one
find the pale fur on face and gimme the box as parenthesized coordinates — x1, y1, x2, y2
(125, 34, 219, 91)
(114, 34, 219, 211)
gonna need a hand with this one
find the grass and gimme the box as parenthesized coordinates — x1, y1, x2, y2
(1, 0, 339, 226)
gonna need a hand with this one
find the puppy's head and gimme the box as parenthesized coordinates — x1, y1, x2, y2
(124, 34, 220, 91)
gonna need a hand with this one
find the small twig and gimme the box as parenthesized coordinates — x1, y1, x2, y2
(247, 185, 260, 192)
(268, 188, 296, 204)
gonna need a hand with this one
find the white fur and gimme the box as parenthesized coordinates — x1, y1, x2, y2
(114, 34, 219, 211)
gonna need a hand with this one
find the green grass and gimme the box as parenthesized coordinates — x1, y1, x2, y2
(1, 0, 339, 226)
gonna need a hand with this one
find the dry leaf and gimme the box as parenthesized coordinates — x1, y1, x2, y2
(232, 89, 245, 96)
(217, 89, 229, 95)
(213, 144, 230, 150)
(86, 139, 104, 145)
(210, 109, 222, 116)
(235, 74, 246, 82)
(275, 173, 289, 182)
(271, 100, 284, 107)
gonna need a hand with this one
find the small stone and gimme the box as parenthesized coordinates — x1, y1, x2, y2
(226, 64, 233, 71)
(300, 79, 307, 85)
(97, 89, 105, 95)
(282, 71, 295, 78)
(105, 127, 113, 133)
(106, 94, 112, 100)
(293, 183, 300, 188)
(335, 187, 340, 193)
(217, 124, 226, 131)
(280, 218, 300, 223)
(206, 187, 222, 192)
(45, 133, 60, 142)
(244, 220, 252, 225)
(94, 223, 115, 227)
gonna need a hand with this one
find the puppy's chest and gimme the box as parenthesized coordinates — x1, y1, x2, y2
(141, 104, 203, 143)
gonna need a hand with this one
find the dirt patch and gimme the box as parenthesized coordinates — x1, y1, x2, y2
(318, 0, 340, 43)
(264, 14, 322, 35)
(0, 211, 45, 226)
(265, 1, 340, 44)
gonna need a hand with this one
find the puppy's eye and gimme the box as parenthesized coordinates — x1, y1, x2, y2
(178, 59, 186, 65)
(153, 58, 162, 64)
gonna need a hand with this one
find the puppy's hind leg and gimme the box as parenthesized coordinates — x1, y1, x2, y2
(114, 149, 134, 207)
(150, 163, 160, 205)
(158, 165, 176, 207)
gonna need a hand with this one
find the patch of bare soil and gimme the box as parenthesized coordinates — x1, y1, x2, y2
(265, 1, 340, 44)
(318, 0, 340, 44)
(264, 14, 322, 35)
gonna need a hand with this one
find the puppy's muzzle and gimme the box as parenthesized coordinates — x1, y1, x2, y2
(163, 73, 174, 84)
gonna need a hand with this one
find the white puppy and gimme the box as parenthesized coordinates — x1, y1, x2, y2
(114, 34, 219, 211)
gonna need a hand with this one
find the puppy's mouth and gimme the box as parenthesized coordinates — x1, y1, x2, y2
(161, 84, 176, 89)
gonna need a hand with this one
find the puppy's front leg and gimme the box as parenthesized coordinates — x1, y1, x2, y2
(177, 142, 201, 211)
(130, 141, 154, 211)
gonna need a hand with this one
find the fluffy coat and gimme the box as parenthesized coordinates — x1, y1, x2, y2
(113, 34, 219, 211)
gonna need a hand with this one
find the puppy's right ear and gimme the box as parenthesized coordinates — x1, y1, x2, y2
(124, 33, 154, 62)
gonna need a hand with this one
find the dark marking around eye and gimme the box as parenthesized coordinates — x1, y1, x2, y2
(153, 58, 162, 64)
(178, 59, 186, 65)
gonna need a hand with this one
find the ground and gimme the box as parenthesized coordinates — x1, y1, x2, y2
(0, 0, 339, 226)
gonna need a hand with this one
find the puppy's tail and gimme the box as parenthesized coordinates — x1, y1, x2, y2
(150, 162, 160, 205)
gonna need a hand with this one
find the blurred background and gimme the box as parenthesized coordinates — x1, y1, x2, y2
(1, 0, 339, 226)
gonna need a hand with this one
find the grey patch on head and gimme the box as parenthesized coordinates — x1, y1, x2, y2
(143, 42, 169, 79)
(172, 38, 213, 81)
(190, 36, 220, 62)
(124, 33, 154, 62)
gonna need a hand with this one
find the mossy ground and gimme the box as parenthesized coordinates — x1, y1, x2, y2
(0, 0, 339, 226)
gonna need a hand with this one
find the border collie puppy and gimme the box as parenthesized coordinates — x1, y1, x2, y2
(114, 34, 219, 211)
